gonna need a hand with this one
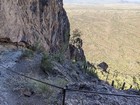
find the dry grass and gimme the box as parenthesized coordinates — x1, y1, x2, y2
(65, 4, 140, 76)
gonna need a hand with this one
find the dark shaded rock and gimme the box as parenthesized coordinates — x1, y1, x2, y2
(22, 88, 34, 97)
(97, 62, 108, 72)
(69, 44, 75, 59)
(69, 44, 86, 62)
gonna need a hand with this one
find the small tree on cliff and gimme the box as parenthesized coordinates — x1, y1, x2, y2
(70, 29, 83, 48)
(69, 29, 86, 63)
(69, 29, 98, 78)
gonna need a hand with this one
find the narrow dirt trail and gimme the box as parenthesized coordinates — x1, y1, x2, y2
(0, 48, 22, 105)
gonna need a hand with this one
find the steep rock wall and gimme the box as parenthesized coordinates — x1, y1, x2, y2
(0, 0, 70, 51)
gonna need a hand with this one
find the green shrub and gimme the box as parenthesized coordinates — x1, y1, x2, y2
(51, 44, 68, 63)
(115, 78, 123, 89)
(41, 53, 53, 74)
(21, 49, 34, 59)
(71, 29, 82, 42)
(56, 78, 68, 87)
(51, 52, 64, 63)
(33, 82, 54, 98)
(70, 29, 83, 48)
(84, 61, 98, 78)
(87, 69, 98, 78)
(31, 42, 44, 53)
(38, 83, 52, 93)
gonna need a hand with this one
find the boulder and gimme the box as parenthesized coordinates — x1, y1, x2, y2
(97, 62, 108, 72)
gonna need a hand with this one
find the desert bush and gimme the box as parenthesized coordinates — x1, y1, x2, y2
(115, 78, 124, 89)
(51, 44, 68, 63)
(132, 76, 140, 90)
(31, 41, 44, 53)
(51, 52, 64, 63)
(87, 69, 98, 78)
(38, 83, 53, 94)
(70, 29, 83, 48)
(21, 49, 34, 59)
(49, 43, 68, 63)
(41, 53, 53, 74)
(84, 61, 98, 78)
(41, 51, 65, 74)
(56, 78, 68, 87)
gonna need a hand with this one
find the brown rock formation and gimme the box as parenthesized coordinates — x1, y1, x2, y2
(0, 0, 70, 51)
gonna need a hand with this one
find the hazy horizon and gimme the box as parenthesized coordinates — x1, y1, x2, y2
(64, 0, 140, 4)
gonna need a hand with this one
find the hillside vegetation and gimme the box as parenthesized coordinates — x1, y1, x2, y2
(65, 4, 140, 89)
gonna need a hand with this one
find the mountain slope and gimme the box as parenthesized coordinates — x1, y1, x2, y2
(0, 44, 140, 105)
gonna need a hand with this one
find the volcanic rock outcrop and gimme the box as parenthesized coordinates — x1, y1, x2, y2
(0, 0, 70, 51)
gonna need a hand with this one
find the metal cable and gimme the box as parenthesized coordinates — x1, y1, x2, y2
(1, 64, 140, 99)
(0, 64, 64, 90)
(66, 88, 140, 98)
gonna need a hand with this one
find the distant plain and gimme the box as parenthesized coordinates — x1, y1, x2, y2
(65, 4, 140, 76)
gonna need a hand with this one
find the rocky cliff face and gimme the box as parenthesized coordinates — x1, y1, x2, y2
(0, 0, 70, 51)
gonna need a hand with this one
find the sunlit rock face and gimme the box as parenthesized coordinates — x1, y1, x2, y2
(0, 0, 70, 51)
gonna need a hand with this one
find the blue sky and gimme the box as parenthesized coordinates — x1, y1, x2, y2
(64, 0, 140, 4)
